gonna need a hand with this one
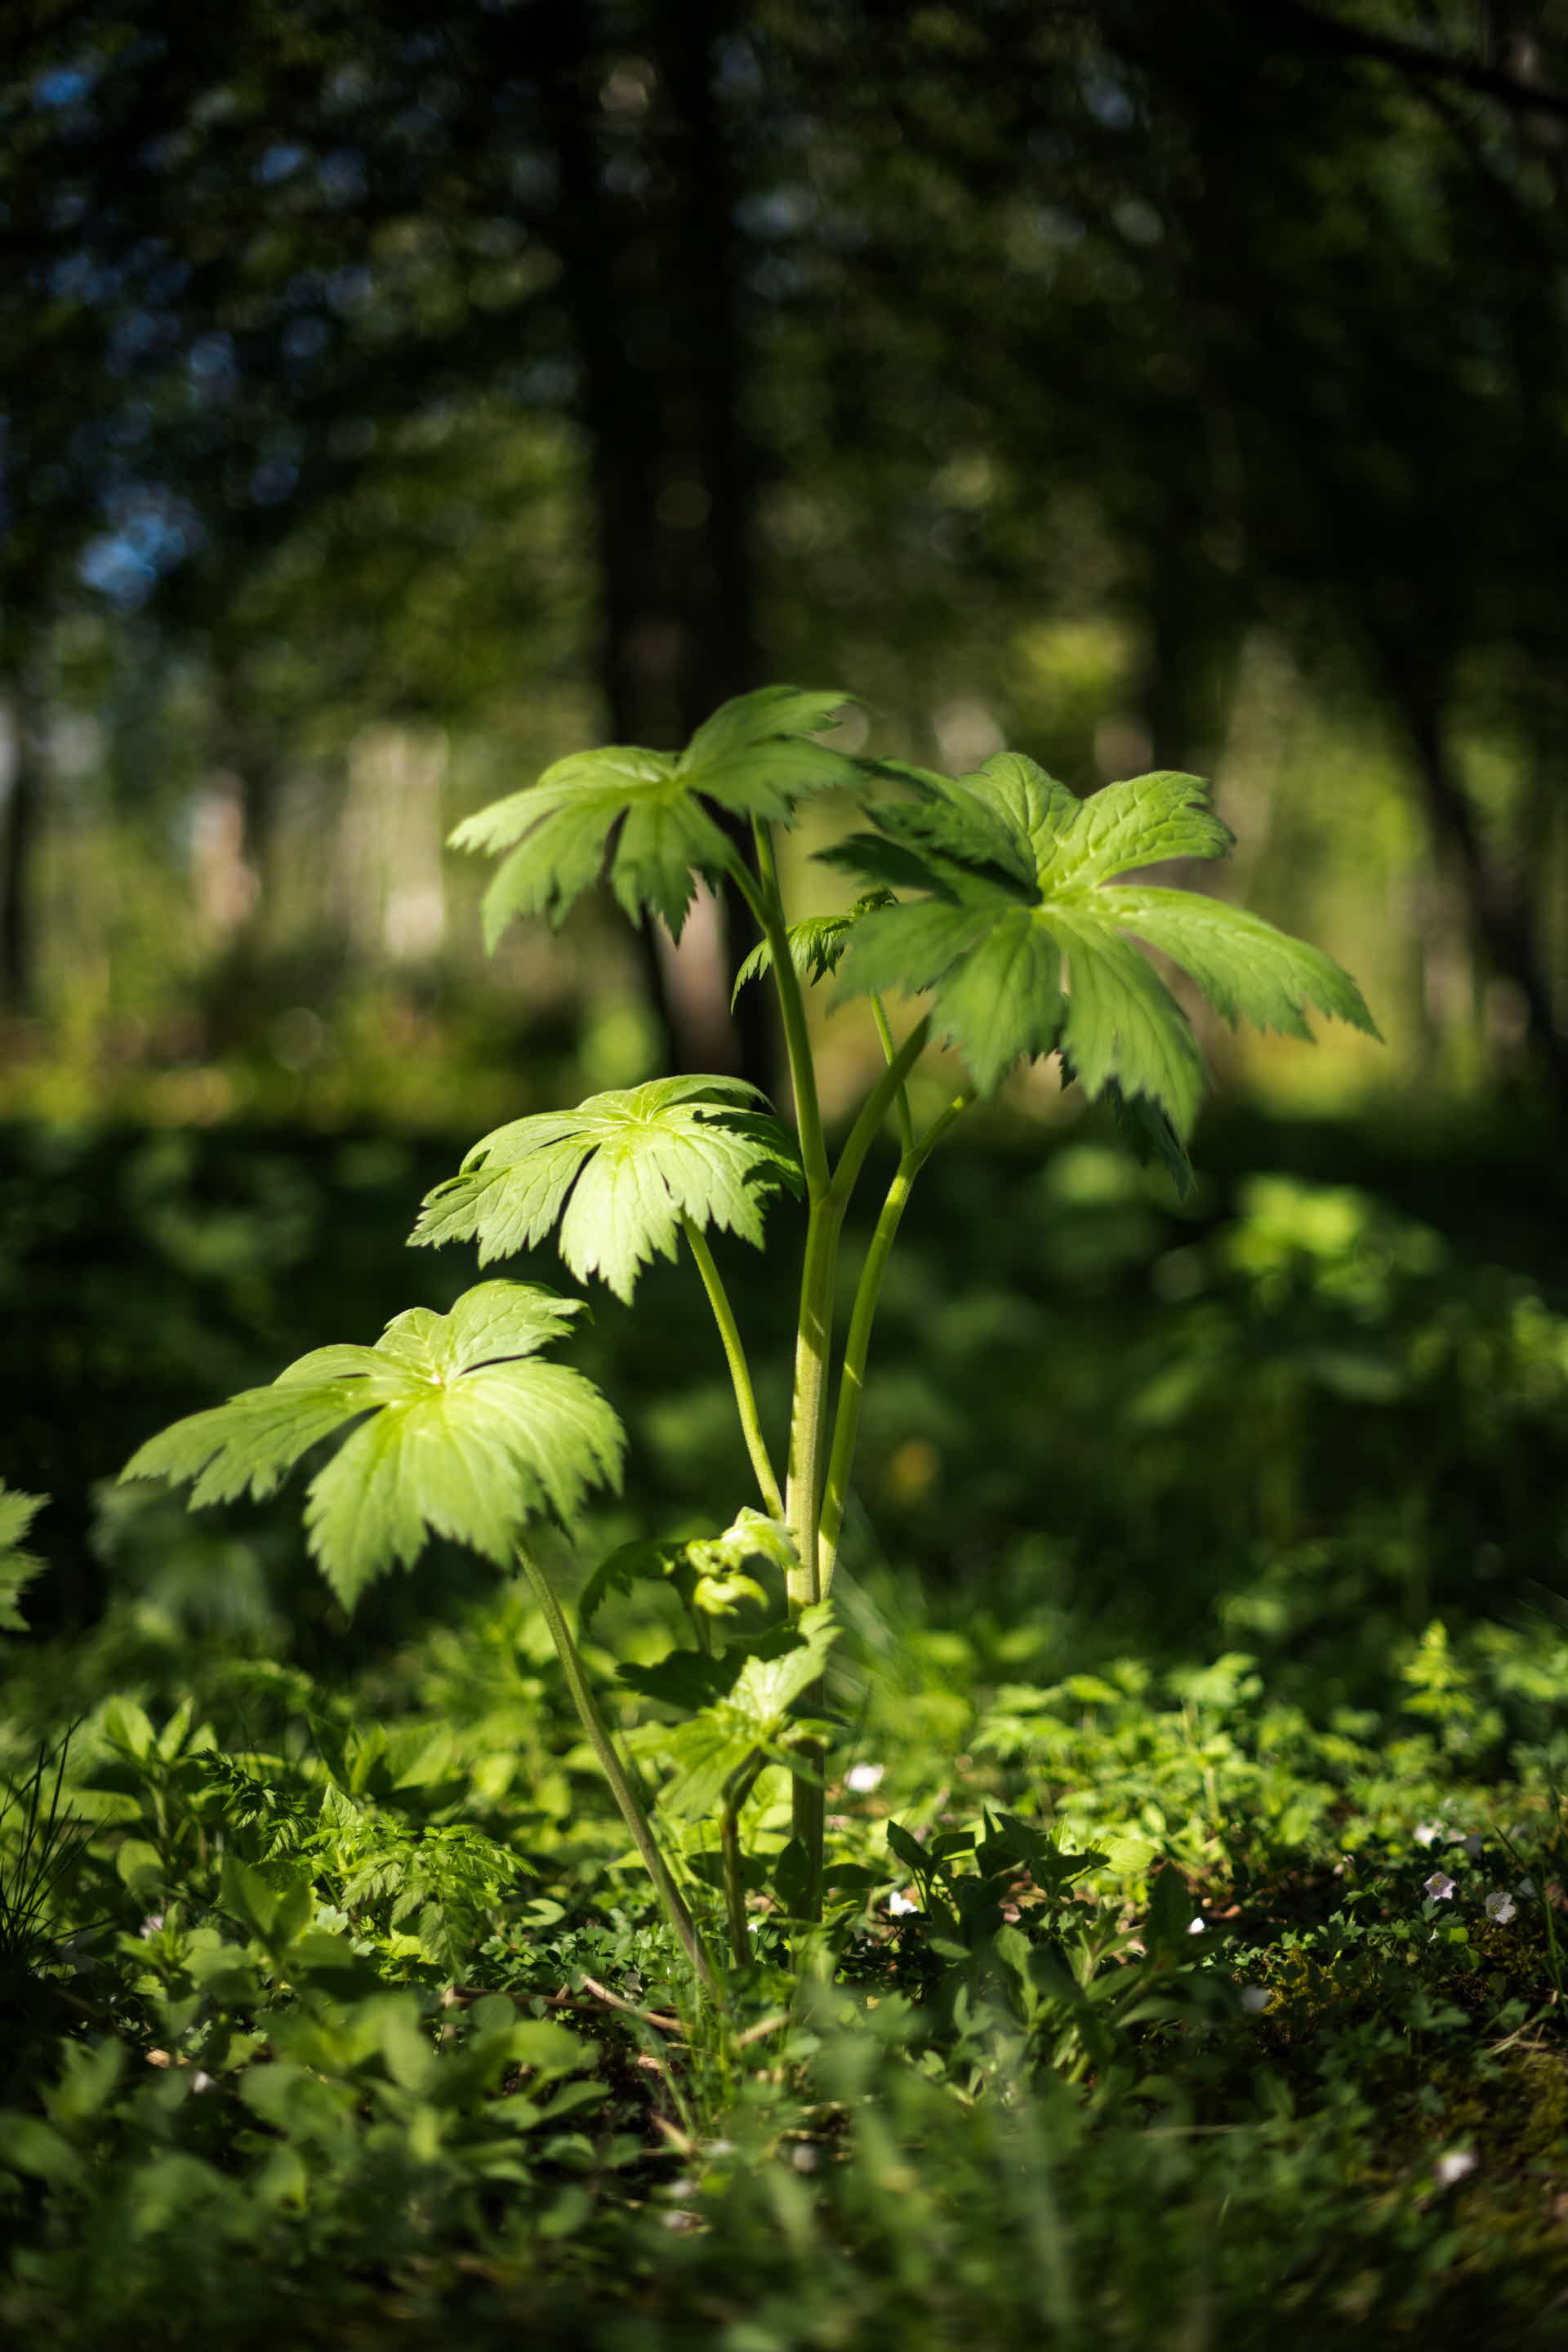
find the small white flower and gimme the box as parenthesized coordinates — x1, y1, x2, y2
(1486, 1891, 1517, 1924)
(1435, 2149, 1477, 2187)
(190, 2071, 214, 2094)
(1423, 1872, 1457, 1902)
(791, 2145, 819, 2172)
(1448, 1831, 1484, 1859)
(846, 1762, 885, 1794)
(1414, 1822, 1445, 1848)
(704, 2139, 735, 2160)
(1241, 1985, 1272, 2014)
(1517, 1875, 1537, 1898)
(138, 1913, 165, 1939)
(888, 1889, 919, 1917)
(1187, 1916, 1206, 1936)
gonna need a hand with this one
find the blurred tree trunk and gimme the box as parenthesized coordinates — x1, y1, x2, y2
(1395, 679, 1568, 1102)
(0, 644, 42, 1018)
(537, 1, 774, 1087)
(193, 668, 287, 1049)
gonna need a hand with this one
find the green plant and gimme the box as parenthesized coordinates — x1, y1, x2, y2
(0, 1484, 46, 1637)
(121, 685, 1374, 1999)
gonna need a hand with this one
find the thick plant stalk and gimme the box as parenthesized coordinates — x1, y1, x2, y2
(682, 1215, 785, 1519)
(515, 1542, 721, 2001)
(782, 1020, 936, 1916)
(781, 1193, 840, 1922)
(783, 1199, 838, 1609)
(786, 1018, 930, 1598)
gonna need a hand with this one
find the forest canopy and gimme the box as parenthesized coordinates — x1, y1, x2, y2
(2, 0, 1566, 1120)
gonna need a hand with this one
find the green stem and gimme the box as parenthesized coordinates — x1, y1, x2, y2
(720, 1756, 764, 1968)
(784, 1197, 837, 1609)
(682, 1215, 785, 1520)
(790, 1731, 825, 1922)
(515, 1542, 721, 2001)
(783, 1018, 934, 1917)
(828, 1018, 930, 1209)
(818, 1091, 973, 1592)
(871, 996, 915, 1154)
(751, 820, 829, 1196)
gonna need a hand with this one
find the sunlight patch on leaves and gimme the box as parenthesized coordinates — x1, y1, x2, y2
(121, 1283, 624, 1610)
(410, 1076, 803, 1303)
(827, 753, 1378, 1138)
(451, 684, 863, 944)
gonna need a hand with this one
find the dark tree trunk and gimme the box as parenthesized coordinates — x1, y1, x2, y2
(536, 2, 774, 1087)
(0, 652, 42, 1018)
(1396, 681, 1568, 1104)
(659, 0, 775, 1089)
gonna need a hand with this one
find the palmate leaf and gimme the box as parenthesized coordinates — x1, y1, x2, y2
(410, 1076, 803, 1304)
(121, 1283, 624, 1610)
(827, 751, 1378, 1139)
(451, 685, 864, 945)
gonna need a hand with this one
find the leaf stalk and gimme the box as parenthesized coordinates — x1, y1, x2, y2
(681, 1216, 785, 1519)
(749, 822, 830, 1196)
(720, 1756, 764, 1967)
(818, 1091, 973, 1591)
(515, 1542, 722, 2002)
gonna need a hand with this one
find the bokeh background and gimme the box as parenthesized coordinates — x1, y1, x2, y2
(3, 0, 1567, 1644)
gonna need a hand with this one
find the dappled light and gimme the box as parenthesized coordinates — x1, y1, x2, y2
(4, 7, 1568, 2347)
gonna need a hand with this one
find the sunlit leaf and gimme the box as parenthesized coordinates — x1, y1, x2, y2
(122, 1283, 623, 1610)
(827, 752, 1378, 1127)
(411, 1076, 803, 1303)
(452, 684, 864, 943)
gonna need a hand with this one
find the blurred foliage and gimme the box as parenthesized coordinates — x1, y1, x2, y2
(3, 0, 1568, 1104)
(2, 1108, 1568, 2345)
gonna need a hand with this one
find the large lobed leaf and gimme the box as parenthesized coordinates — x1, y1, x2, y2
(410, 1076, 803, 1304)
(826, 752, 1378, 1149)
(122, 1283, 624, 1610)
(451, 684, 864, 945)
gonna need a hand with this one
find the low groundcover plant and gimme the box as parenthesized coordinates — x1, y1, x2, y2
(123, 685, 1375, 1998)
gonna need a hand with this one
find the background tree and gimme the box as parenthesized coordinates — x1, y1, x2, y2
(4, 0, 1566, 1101)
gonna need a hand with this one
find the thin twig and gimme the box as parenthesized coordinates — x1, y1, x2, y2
(578, 1972, 685, 2034)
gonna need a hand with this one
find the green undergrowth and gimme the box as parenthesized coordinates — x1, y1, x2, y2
(2, 1115, 1567, 2345)
(3, 1556, 1568, 2348)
